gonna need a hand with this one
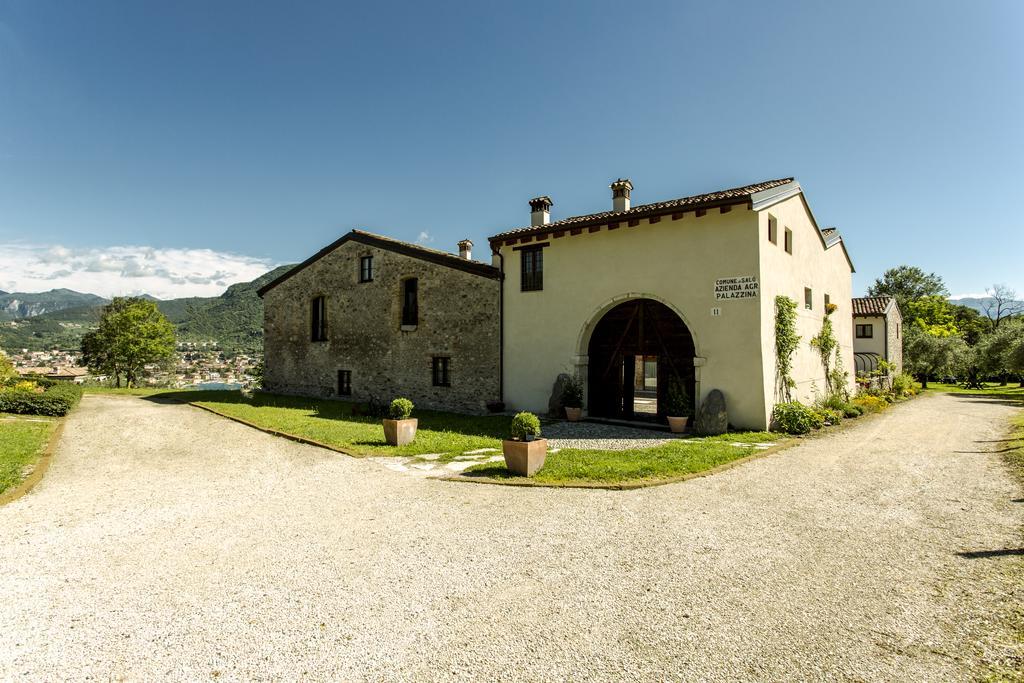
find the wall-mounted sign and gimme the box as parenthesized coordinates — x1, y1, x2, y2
(714, 276, 759, 300)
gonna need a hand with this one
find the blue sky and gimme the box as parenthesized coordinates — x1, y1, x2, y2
(0, 0, 1021, 298)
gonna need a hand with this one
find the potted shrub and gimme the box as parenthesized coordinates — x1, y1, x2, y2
(502, 411, 546, 476)
(382, 397, 417, 446)
(561, 376, 584, 422)
(663, 379, 692, 433)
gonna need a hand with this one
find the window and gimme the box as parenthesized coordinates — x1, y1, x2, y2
(804, 287, 813, 310)
(784, 228, 793, 254)
(824, 293, 831, 309)
(896, 322, 901, 339)
(768, 215, 778, 244)
(520, 246, 544, 292)
(432, 356, 451, 387)
(856, 324, 874, 338)
(310, 296, 327, 342)
(337, 370, 351, 396)
(359, 256, 373, 283)
(402, 278, 418, 326)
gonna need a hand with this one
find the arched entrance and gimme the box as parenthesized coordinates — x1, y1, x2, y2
(587, 299, 696, 422)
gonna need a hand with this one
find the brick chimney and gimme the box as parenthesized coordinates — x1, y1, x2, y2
(457, 239, 473, 260)
(611, 178, 633, 212)
(529, 196, 552, 226)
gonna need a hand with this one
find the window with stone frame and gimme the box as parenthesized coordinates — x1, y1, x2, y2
(337, 369, 351, 396)
(359, 255, 373, 283)
(432, 356, 451, 387)
(402, 278, 418, 326)
(311, 296, 327, 342)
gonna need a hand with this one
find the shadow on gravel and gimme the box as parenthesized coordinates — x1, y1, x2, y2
(957, 548, 1024, 559)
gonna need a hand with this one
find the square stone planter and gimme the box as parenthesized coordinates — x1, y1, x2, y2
(383, 418, 418, 446)
(502, 438, 547, 477)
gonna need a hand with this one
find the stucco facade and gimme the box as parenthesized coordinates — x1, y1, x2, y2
(260, 231, 501, 413)
(491, 179, 854, 430)
(852, 297, 903, 374)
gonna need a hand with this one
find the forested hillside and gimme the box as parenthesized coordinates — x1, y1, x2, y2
(0, 265, 293, 353)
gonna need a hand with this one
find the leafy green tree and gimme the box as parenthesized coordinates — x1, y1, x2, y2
(81, 298, 176, 387)
(0, 349, 16, 383)
(976, 318, 1024, 385)
(903, 324, 968, 389)
(949, 303, 989, 346)
(868, 266, 948, 320)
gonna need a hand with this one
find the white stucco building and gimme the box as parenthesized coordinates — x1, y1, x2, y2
(488, 177, 855, 430)
(852, 296, 903, 375)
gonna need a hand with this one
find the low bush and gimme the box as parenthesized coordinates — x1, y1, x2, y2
(772, 401, 819, 435)
(816, 407, 843, 426)
(852, 394, 887, 414)
(388, 397, 414, 420)
(0, 382, 83, 416)
(560, 376, 584, 409)
(891, 373, 918, 397)
(510, 412, 541, 440)
(842, 403, 864, 418)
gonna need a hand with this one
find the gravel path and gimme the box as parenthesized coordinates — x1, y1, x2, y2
(0, 392, 1021, 681)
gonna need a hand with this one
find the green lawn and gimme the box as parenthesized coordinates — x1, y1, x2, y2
(928, 381, 1024, 403)
(156, 390, 512, 458)
(0, 414, 57, 495)
(151, 390, 782, 484)
(464, 431, 779, 485)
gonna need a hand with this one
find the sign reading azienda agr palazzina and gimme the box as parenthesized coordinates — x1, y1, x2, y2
(714, 276, 759, 300)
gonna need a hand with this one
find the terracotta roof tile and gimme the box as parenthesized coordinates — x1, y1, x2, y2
(852, 296, 893, 316)
(488, 177, 795, 243)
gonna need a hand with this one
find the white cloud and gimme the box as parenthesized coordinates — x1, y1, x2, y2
(415, 231, 433, 245)
(949, 292, 990, 300)
(0, 243, 277, 299)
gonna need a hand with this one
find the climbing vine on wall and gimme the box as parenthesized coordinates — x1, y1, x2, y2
(810, 304, 848, 398)
(775, 295, 800, 402)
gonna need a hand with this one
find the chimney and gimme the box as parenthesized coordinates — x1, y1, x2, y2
(457, 239, 473, 260)
(529, 196, 553, 226)
(611, 178, 633, 212)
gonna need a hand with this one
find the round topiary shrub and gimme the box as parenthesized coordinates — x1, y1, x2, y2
(510, 411, 541, 441)
(389, 397, 414, 420)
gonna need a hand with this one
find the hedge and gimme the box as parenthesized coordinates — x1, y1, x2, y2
(0, 382, 83, 416)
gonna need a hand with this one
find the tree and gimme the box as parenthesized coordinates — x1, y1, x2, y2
(81, 298, 176, 387)
(0, 349, 16, 382)
(949, 303, 989, 346)
(907, 296, 959, 336)
(868, 265, 949, 319)
(976, 318, 1024, 386)
(903, 324, 968, 389)
(981, 284, 1023, 330)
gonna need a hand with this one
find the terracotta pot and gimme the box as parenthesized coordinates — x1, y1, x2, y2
(502, 438, 547, 477)
(565, 406, 583, 422)
(383, 418, 418, 446)
(666, 415, 689, 434)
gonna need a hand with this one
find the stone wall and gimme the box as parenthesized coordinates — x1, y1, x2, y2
(262, 236, 501, 413)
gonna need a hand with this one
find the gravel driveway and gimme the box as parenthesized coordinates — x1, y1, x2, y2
(0, 392, 1021, 681)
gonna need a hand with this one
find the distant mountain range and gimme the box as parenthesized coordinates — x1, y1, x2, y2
(0, 289, 108, 320)
(949, 296, 1024, 316)
(0, 265, 294, 353)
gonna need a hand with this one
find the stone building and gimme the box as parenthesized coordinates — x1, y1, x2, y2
(851, 296, 903, 375)
(261, 176, 856, 429)
(257, 230, 501, 413)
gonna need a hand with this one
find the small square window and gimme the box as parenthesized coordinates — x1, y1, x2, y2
(432, 356, 451, 387)
(359, 256, 373, 283)
(768, 215, 778, 244)
(804, 287, 813, 310)
(784, 228, 793, 254)
(856, 324, 874, 339)
(337, 370, 351, 396)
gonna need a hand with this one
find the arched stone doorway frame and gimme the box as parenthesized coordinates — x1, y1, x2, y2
(571, 292, 707, 416)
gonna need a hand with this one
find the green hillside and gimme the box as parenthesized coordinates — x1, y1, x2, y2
(0, 265, 294, 353)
